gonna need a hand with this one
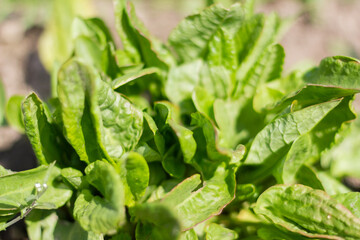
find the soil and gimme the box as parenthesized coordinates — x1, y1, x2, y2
(0, 0, 359, 239)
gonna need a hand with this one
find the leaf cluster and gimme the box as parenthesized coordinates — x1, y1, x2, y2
(1, 0, 360, 239)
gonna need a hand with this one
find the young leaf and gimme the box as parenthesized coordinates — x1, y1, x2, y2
(254, 184, 360, 239)
(87, 64, 144, 162)
(245, 100, 341, 166)
(5, 95, 25, 133)
(133, 203, 181, 240)
(23, 93, 67, 165)
(72, 17, 119, 78)
(57, 60, 104, 164)
(305, 56, 360, 88)
(160, 162, 237, 230)
(169, 4, 244, 62)
(114, 0, 174, 69)
(73, 161, 125, 234)
(0, 164, 72, 222)
(118, 152, 149, 206)
(205, 223, 238, 240)
(0, 79, 6, 126)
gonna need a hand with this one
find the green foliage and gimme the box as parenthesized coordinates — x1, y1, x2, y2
(2, 0, 360, 239)
(0, 79, 5, 126)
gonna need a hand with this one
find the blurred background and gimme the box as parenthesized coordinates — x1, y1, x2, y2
(0, 0, 359, 238)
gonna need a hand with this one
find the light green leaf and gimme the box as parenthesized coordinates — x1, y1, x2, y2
(23, 93, 66, 165)
(38, 0, 93, 69)
(323, 118, 360, 178)
(206, 28, 237, 71)
(257, 225, 308, 240)
(169, 4, 244, 62)
(72, 17, 118, 78)
(317, 172, 350, 196)
(25, 210, 58, 240)
(155, 102, 197, 164)
(114, 0, 174, 69)
(61, 167, 84, 189)
(245, 100, 341, 166)
(273, 134, 312, 184)
(255, 184, 360, 239)
(213, 99, 243, 148)
(118, 152, 149, 206)
(233, 13, 282, 98)
(133, 203, 181, 240)
(294, 165, 324, 191)
(179, 229, 198, 240)
(112, 67, 159, 89)
(192, 87, 215, 121)
(0, 79, 6, 126)
(88, 65, 143, 162)
(234, 43, 284, 99)
(333, 192, 360, 218)
(74, 161, 125, 235)
(253, 71, 303, 113)
(305, 56, 360, 88)
(38, 0, 93, 93)
(161, 162, 237, 230)
(200, 64, 232, 99)
(205, 223, 238, 240)
(5, 95, 25, 133)
(54, 221, 104, 240)
(165, 60, 203, 107)
(57, 60, 103, 164)
(0, 164, 72, 219)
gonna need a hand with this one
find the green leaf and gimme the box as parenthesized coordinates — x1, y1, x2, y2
(0, 78, 5, 126)
(305, 56, 360, 88)
(322, 118, 360, 178)
(38, 0, 93, 96)
(179, 229, 198, 240)
(23, 93, 67, 165)
(57, 60, 103, 164)
(233, 14, 283, 98)
(254, 184, 360, 239)
(54, 220, 104, 240)
(333, 192, 360, 218)
(38, 0, 93, 70)
(25, 210, 58, 240)
(161, 162, 237, 230)
(233, 43, 285, 99)
(114, 0, 174, 69)
(72, 17, 118, 78)
(206, 28, 237, 71)
(273, 134, 312, 184)
(165, 60, 203, 107)
(73, 161, 125, 235)
(205, 223, 238, 240)
(87, 64, 144, 162)
(5, 95, 25, 133)
(112, 67, 159, 89)
(253, 71, 303, 113)
(118, 152, 149, 206)
(317, 172, 350, 196)
(155, 102, 196, 171)
(133, 203, 181, 240)
(257, 225, 308, 240)
(192, 87, 215, 121)
(0, 164, 72, 219)
(61, 167, 84, 189)
(244, 100, 341, 166)
(169, 4, 244, 62)
(294, 165, 324, 191)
